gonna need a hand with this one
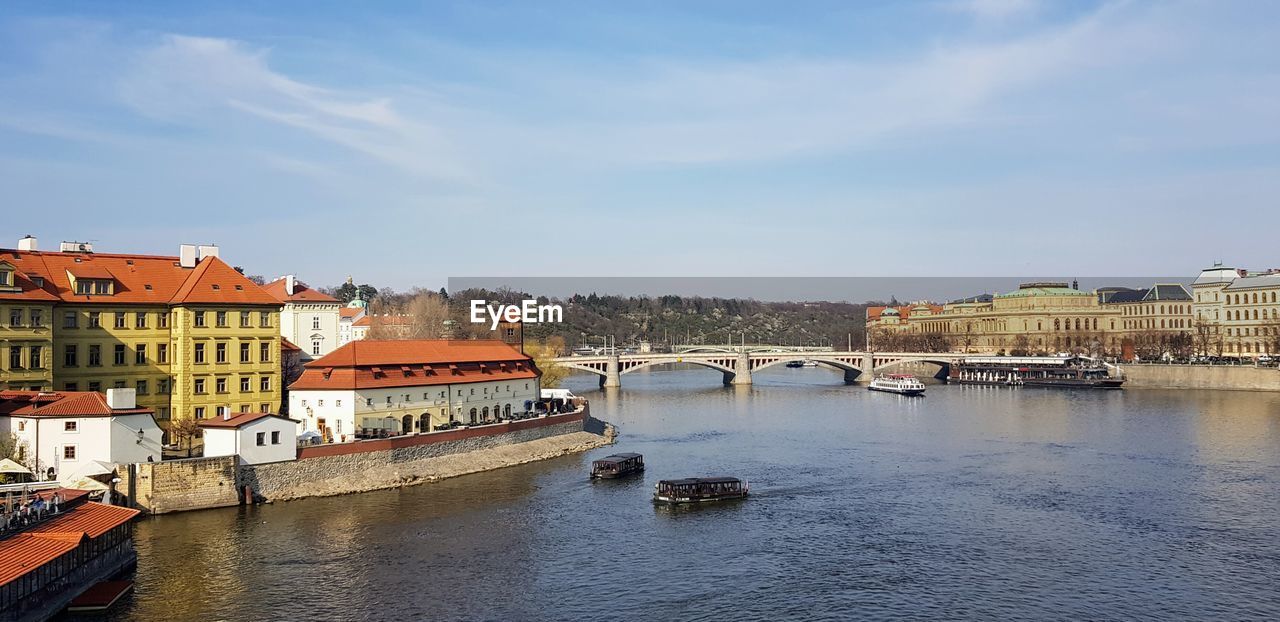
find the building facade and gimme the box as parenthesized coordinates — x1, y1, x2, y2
(263, 275, 341, 360)
(0, 239, 58, 391)
(0, 388, 163, 479)
(1191, 264, 1280, 358)
(0, 238, 283, 435)
(288, 340, 540, 443)
(198, 411, 300, 464)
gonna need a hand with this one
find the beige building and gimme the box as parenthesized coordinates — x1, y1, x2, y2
(1191, 264, 1280, 358)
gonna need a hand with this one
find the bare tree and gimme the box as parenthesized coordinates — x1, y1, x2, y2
(170, 419, 202, 458)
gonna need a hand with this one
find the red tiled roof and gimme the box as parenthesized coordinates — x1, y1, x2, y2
(866, 304, 943, 321)
(262, 278, 340, 303)
(339, 307, 363, 319)
(0, 259, 60, 303)
(197, 412, 297, 429)
(281, 338, 303, 352)
(0, 391, 153, 418)
(169, 256, 281, 305)
(27, 502, 140, 539)
(291, 340, 538, 390)
(2, 249, 276, 306)
(0, 535, 78, 587)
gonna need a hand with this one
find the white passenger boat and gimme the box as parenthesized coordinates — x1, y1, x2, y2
(868, 374, 926, 396)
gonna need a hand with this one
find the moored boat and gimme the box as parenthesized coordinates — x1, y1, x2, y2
(591, 453, 645, 479)
(868, 374, 926, 396)
(653, 477, 748, 504)
(949, 356, 1123, 389)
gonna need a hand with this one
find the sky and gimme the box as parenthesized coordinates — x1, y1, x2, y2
(2, 0, 1278, 292)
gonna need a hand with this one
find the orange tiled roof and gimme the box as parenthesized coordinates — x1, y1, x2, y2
(339, 307, 363, 319)
(281, 337, 303, 352)
(0, 259, 60, 303)
(291, 339, 538, 390)
(2, 249, 277, 306)
(0, 390, 153, 418)
(865, 304, 942, 321)
(197, 411, 297, 429)
(168, 256, 282, 305)
(26, 502, 140, 539)
(0, 534, 79, 587)
(262, 278, 340, 303)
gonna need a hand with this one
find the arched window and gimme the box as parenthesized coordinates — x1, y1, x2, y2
(469, 407, 477, 423)
(504, 404, 512, 417)
(1253, 293, 1259, 303)
(1054, 319, 1060, 331)
(481, 406, 489, 420)
(420, 413, 431, 432)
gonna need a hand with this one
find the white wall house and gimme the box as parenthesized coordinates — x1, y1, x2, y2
(198, 411, 300, 464)
(288, 340, 541, 443)
(0, 388, 163, 480)
(264, 275, 342, 361)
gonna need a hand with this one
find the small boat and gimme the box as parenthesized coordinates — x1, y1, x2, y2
(868, 374, 926, 396)
(591, 453, 644, 479)
(785, 360, 819, 368)
(653, 477, 748, 504)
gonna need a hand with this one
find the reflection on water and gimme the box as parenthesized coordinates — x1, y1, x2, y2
(105, 367, 1280, 621)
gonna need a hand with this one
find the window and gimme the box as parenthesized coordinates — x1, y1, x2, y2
(216, 377, 227, 393)
(195, 342, 206, 364)
(336, 400, 342, 407)
(216, 342, 227, 363)
(271, 431, 281, 445)
(260, 403, 270, 413)
(260, 311, 271, 328)
(158, 343, 168, 364)
(63, 445, 77, 460)
(366, 398, 373, 407)
(260, 376, 270, 392)
(312, 316, 321, 330)
(136, 380, 148, 395)
(63, 382, 77, 391)
(114, 312, 127, 329)
(256, 432, 266, 446)
(135, 343, 147, 364)
(114, 380, 125, 389)
(158, 407, 170, 420)
(87, 344, 101, 367)
(312, 340, 321, 356)
(113, 344, 126, 365)
(260, 342, 271, 362)
(195, 407, 206, 419)
(194, 311, 206, 328)
(240, 342, 251, 363)
(63, 311, 78, 328)
(88, 311, 101, 328)
(158, 377, 169, 394)
(240, 404, 251, 413)
(241, 311, 252, 328)
(64, 420, 78, 432)
(159, 313, 169, 328)
(240, 376, 251, 392)
(28, 346, 41, 368)
(16, 421, 24, 432)
(8, 347, 21, 370)
(194, 378, 206, 394)
(216, 311, 228, 327)
(30, 309, 42, 327)
(8, 309, 21, 327)
(217, 406, 229, 419)
(318, 399, 325, 407)
(136, 312, 147, 328)
(88, 381, 100, 392)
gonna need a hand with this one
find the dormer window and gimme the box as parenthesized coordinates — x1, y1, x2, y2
(0, 267, 12, 288)
(73, 279, 113, 295)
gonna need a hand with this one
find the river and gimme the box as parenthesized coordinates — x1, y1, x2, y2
(102, 366, 1280, 621)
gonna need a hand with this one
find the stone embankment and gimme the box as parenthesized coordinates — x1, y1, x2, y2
(240, 412, 616, 503)
(1119, 364, 1278, 391)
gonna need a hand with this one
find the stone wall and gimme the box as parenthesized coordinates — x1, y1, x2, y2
(240, 410, 600, 501)
(123, 456, 240, 514)
(1119, 364, 1279, 391)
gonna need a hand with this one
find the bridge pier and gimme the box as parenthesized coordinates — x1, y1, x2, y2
(852, 353, 875, 383)
(601, 355, 621, 388)
(730, 351, 752, 385)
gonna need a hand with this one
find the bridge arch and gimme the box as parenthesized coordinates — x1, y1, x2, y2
(871, 357, 952, 378)
(619, 358, 736, 377)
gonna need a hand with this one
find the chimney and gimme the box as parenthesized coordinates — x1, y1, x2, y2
(197, 245, 220, 260)
(17, 235, 37, 252)
(105, 388, 136, 410)
(179, 244, 198, 268)
(285, 274, 296, 296)
(223, 408, 231, 421)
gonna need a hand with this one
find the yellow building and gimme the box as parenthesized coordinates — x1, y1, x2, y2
(0, 238, 282, 436)
(1191, 264, 1280, 358)
(0, 246, 58, 391)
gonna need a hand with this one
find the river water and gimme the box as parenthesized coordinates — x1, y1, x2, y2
(103, 367, 1280, 621)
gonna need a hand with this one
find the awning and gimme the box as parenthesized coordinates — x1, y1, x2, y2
(0, 458, 33, 475)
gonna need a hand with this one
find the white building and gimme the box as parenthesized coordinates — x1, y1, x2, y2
(198, 411, 300, 464)
(0, 388, 163, 480)
(264, 275, 342, 361)
(288, 340, 541, 443)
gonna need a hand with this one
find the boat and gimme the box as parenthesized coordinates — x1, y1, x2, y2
(591, 453, 644, 479)
(653, 477, 748, 504)
(949, 356, 1124, 389)
(785, 360, 820, 368)
(868, 374, 926, 396)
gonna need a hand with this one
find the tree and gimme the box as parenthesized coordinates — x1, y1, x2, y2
(526, 340, 569, 388)
(170, 419, 202, 458)
(1010, 334, 1031, 356)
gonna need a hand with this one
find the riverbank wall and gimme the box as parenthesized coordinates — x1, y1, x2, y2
(1119, 364, 1279, 391)
(239, 408, 614, 503)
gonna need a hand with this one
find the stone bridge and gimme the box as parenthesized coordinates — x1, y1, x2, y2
(553, 351, 959, 387)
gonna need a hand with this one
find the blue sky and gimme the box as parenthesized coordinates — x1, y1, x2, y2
(2, 0, 1278, 291)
